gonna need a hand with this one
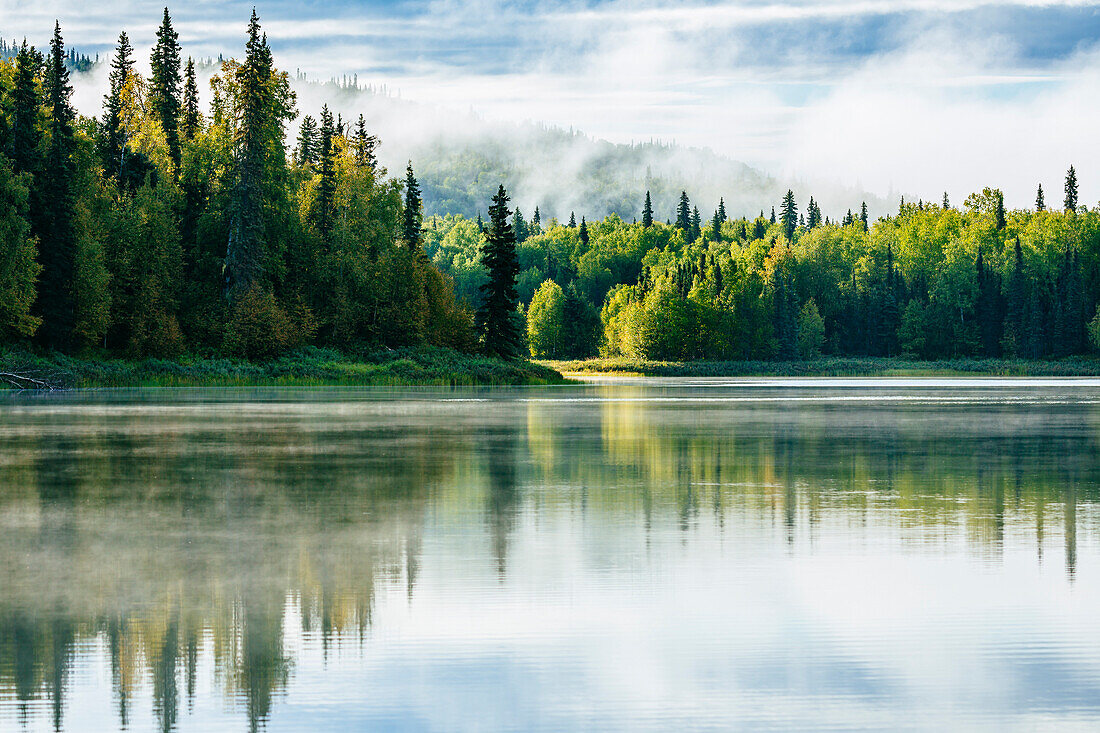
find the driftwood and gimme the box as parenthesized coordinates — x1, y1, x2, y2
(0, 371, 57, 390)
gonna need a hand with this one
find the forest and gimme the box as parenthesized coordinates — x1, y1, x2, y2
(2, 10, 1100, 368)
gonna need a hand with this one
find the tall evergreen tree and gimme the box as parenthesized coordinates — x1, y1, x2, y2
(295, 115, 319, 167)
(718, 197, 727, 222)
(676, 191, 691, 230)
(352, 114, 378, 169)
(314, 106, 336, 239)
(711, 209, 722, 243)
(8, 41, 41, 176)
(532, 206, 541, 228)
(942, 192, 950, 210)
(690, 205, 701, 241)
(579, 216, 589, 247)
(1065, 165, 1078, 212)
(477, 184, 523, 359)
(1003, 239, 1027, 355)
(770, 207, 776, 224)
(860, 202, 869, 232)
(101, 32, 134, 180)
(642, 190, 653, 228)
(402, 162, 422, 252)
(1035, 183, 1045, 212)
(779, 190, 798, 242)
(994, 190, 1006, 230)
(36, 22, 78, 349)
(181, 57, 201, 140)
(150, 8, 182, 170)
(568, 211, 576, 227)
(225, 10, 290, 295)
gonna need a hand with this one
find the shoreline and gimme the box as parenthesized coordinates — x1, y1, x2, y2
(0, 346, 568, 389)
(544, 356, 1100, 378)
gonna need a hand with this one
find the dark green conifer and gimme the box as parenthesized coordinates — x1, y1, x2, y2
(1065, 165, 1078, 212)
(315, 106, 336, 239)
(994, 190, 1006, 230)
(477, 184, 524, 359)
(402, 162, 422, 252)
(642, 190, 653, 228)
(676, 191, 691, 230)
(295, 115, 319, 167)
(779, 190, 798, 242)
(352, 114, 378, 169)
(860, 202, 868, 231)
(8, 41, 41, 175)
(579, 217, 589, 247)
(150, 8, 182, 169)
(1035, 184, 1045, 212)
(182, 57, 201, 140)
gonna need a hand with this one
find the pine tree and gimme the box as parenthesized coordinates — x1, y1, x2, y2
(994, 190, 1006, 230)
(642, 190, 653, 228)
(711, 209, 722, 243)
(36, 22, 78, 349)
(718, 197, 727, 222)
(295, 115, 319, 167)
(226, 10, 291, 295)
(477, 184, 524, 359)
(513, 208, 528, 243)
(1035, 183, 1045, 212)
(779, 190, 798, 242)
(150, 7, 182, 170)
(101, 32, 133, 180)
(690, 205, 701, 241)
(352, 114, 378, 169)
(676, 191, 691, 230)
(314, 106, 336, 239)
(0, 154, 41, 339)
(860, 202, 869, 232)
(568, 211, 576, 227)
(182, 57, 201, 140)
(532, 206, 541, 228)
(770, 207, 776, 224)
(579, 217, 589, 247)
(402, 162, 422, 252)
(9, 41, 41, 176)
(1065, 166, 1078, 213)
(942, 192, 950, 210)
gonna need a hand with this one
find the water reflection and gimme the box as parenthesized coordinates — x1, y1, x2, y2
(0, 382, 1098, 731)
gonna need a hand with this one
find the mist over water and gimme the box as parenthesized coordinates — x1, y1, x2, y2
(1, 380, 1099, 731)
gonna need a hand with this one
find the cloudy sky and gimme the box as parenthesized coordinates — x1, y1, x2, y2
(4, 0, 1100, 206)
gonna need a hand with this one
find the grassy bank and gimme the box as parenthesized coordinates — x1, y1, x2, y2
(0, 346, 567, 389)
(545, 355, 1100, 377)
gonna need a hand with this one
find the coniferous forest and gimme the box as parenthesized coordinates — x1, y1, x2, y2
(3, 10, 1100, 372)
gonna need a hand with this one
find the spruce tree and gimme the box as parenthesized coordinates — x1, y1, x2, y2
(676, 191, 691, 230)
(860, 202, 869, 232)
(1035, 183, 1045, 212)
(579, 216, 589, 247)
(182, 57, 201, 140)
(711, 209, 722, 243)
(770, 206, 776, 224)
(642, 190, 653, 228)
(314, 106, 336, 239)
(226, 10, 286, 294)
(36, 22, 78, 349)
(513, 208, 528, 243)
(779, 190, 798, 242)
(150, 8, 182, 170)
(8, 41, 41, 176)
(532, 206, 541, 227)
(690, 205, 701, 241)
(942, 192, 950, 209)
(994, 190, 1006, 230)
(1065, 166, 1078, 212)
(718, 197, 727, 222)
(477, 184, 524, 359)
(101, 32, 133, 180)
(352, 114, 378, 169)
(1004, 239, 1026, 355)
(568, 211, 576, 227)
(295, 115, 319, 167)
(402, 162, 422, 252)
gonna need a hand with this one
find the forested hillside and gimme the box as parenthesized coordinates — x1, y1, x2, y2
(1, 10, 1098, 369)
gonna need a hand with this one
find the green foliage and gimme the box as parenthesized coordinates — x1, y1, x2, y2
(0, 155, 40, 339)
(797, 299, 825, 359)
(527, 279, 565, 357)
(477, 184, 524, 359)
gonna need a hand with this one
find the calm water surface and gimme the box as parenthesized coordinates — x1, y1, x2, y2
(1, 378, 1099, 731)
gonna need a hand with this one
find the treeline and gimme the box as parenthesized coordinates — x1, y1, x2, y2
(425, 171, 1100, 361)
(0, 11, 528, 362)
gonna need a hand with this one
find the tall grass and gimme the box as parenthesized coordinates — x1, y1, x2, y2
(0, 346, 568, 389)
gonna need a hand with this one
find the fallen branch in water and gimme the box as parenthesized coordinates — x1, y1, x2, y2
(0, 372, 57, 390)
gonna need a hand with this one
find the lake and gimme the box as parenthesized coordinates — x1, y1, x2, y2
(1, 378, 1099, 731)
